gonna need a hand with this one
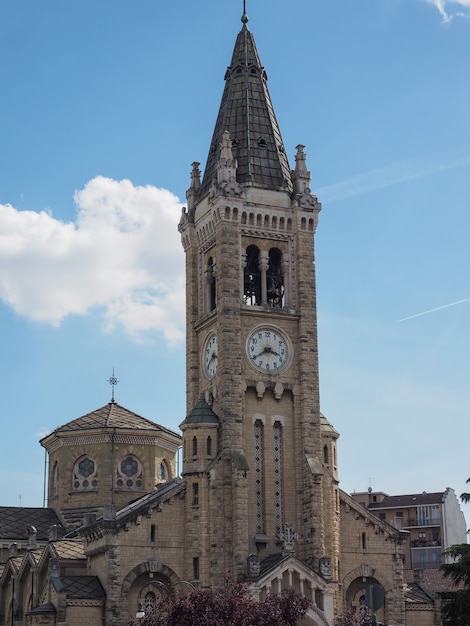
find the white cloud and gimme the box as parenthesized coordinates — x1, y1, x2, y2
(0, 176, 185, 344)
(425, 0, 470, 22)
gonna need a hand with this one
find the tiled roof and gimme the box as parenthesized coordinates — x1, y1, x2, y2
(49, 539, 86, 560)
(115, 478, 185, 524)
(259, 552, 285, 575)
(404, 581, 435, 604)
(180, 398, 219, 426)
(51, 575, 105, 599)
(320, 413, 339, 436)
(28, 601, 57, 615)
(200, 20, 293, 197)
(404, 568, 464, 593)
(42, 402, 181, 439)
(0, 507, 63, 541)
(368, 492, 444, 509)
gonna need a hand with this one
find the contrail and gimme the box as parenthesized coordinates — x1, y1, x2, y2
(397, 297, 470, 323)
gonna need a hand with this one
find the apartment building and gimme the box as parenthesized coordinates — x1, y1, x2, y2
(350, 488, 468, 569)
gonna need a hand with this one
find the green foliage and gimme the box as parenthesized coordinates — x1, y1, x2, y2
(441, 544, 470, 588)
(440, 481, 470, 625)
(128, 577, 311, 626)
(461, 476, 470, 505)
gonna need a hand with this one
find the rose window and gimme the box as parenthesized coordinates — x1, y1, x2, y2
(117, 455, 143, 490)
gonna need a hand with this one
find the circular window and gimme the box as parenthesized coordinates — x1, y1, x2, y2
(116, 455, 143, 491)
(78, 457, 95, 477)
(121, 457, 138, 477)
(73, 456, 98, 491)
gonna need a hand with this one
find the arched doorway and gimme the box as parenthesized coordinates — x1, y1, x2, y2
(345, 577, 385, 624)
(121, 560, 181, 623)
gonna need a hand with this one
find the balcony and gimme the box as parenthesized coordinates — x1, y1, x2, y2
(410, 539, 441, 548)
(411, 546, 442, 569)
(400, 518, 440, 528)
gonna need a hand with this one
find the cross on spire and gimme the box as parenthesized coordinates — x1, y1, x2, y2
(108, 368, 119, 403)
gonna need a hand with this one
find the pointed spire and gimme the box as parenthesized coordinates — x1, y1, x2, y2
(292, 144, 321, 212)
(186, 161, 201, 212)
(200, 20, 293, 198)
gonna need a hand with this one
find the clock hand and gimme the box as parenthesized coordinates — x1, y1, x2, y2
(254, 346, 280, 358)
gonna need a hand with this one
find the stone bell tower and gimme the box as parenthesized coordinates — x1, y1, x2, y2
(178, 12, 340, 588)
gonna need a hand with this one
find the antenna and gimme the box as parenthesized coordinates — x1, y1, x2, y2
(108, 368, 119, 402)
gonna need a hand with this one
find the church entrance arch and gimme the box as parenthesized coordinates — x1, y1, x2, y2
(344, 575, 388, 624)
(121, 560, 180, 623)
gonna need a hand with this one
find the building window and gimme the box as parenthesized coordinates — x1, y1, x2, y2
(159, 460, 170, 482)
(206, 256, 216, 312)
(73, 456, 98, 491)
(323, 444, 329, 465)
(206, 436, 212, 457)
(193, 557, 200, 581)
(254, 420, 264, 534)
(192, 436, 198, 458)
(151, 524, 156, 543)
(144, 591, 156, 616)
(192, 483, 199, 506)
(116, 455, 143, 490)
(53, 462, 59, 497)
(394, 511, 404, 529)
(273, 421, 283, 534)
(362, 532, 367, 550)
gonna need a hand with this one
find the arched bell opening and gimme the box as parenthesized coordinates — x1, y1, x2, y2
(267, 247, 284, 307)
(243, 245, 261, 305)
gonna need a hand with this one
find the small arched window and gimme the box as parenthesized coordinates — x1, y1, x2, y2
(207, 257, 216, 311)
(206, 436, 212, 458)
(53, 462, 59, 497)
(323, 444, 329, 465)
(144, 591, 156, 616)
(158, 459, 171, 483)
(192, 436, 198, 458)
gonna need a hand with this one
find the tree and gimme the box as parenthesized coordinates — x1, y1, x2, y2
(461, 476, 470, 505)
(440, 477, 470, 624)
(128, 577, 311, 626)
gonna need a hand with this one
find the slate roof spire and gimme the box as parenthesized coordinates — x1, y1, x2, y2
(199, 14, 293, 198)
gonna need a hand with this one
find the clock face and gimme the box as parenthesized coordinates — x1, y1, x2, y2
(204, 333, 218, 379)
(247, 327, 290, 373)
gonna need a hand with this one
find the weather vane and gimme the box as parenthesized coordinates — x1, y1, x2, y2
(108, 368, 119, 402)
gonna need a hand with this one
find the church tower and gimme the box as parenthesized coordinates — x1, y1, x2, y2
(178, 12, 340, 595)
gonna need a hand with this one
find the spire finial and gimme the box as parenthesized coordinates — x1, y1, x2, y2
(241, 0, 248, 23)
(108, 367, 119, 403)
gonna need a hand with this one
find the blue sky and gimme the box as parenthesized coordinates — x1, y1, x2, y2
(1, 0, 469, 528)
